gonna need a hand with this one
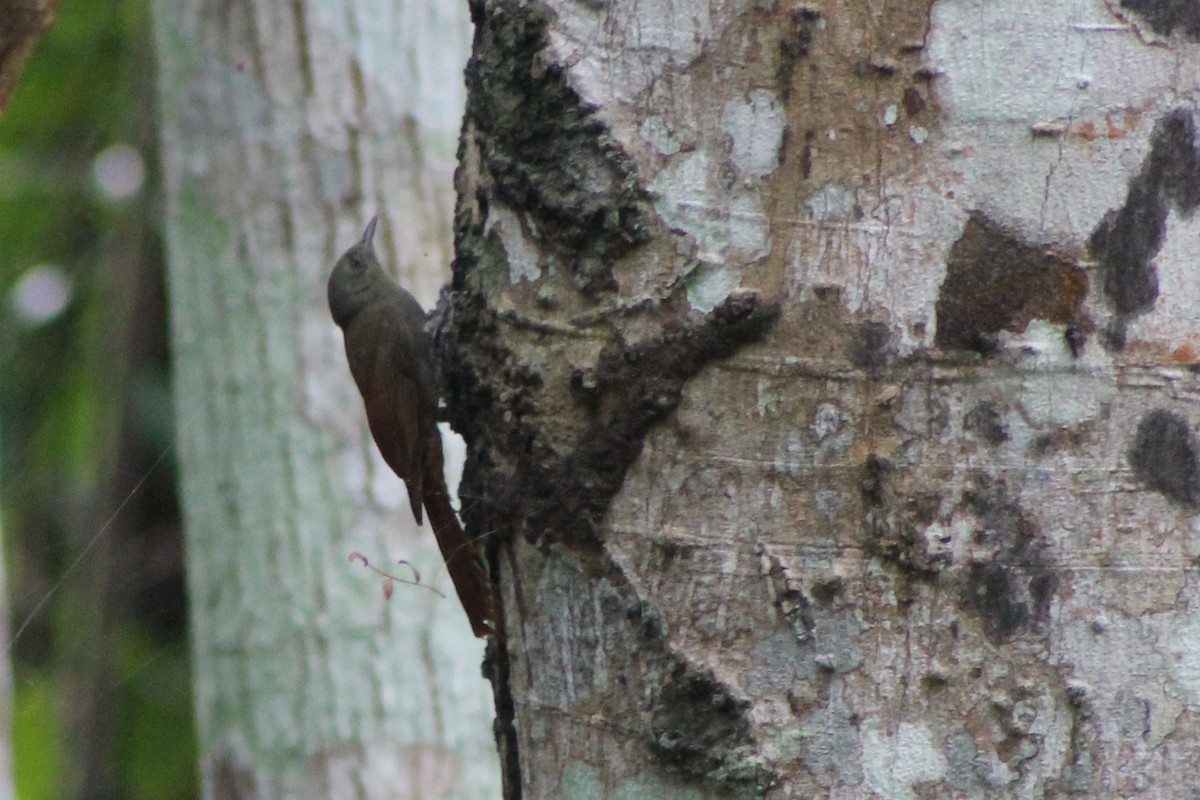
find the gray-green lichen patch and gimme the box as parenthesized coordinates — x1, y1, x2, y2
(557, 761, 716, 800)
(790, 683, 863, 788)
(720, 89, 786, 178)
(861, 719, 948, 800)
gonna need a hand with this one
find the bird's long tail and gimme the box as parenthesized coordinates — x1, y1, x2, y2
(422, 460, 497, 639)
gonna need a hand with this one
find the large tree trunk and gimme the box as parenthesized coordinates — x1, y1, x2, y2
(448, 0, 1200, 796)
(154, 1, 498, 796)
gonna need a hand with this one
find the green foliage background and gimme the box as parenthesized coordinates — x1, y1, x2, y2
(1, 1, 196, 797)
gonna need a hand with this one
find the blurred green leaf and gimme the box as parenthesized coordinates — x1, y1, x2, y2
(13, 674, 66, 800)
(2, 0, 192, 797)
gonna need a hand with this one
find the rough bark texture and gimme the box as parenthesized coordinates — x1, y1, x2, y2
(446, 0, 1200, 797)
(154, 0, 498, 796)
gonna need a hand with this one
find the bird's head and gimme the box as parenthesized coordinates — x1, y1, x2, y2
(328, 216, 386, 328)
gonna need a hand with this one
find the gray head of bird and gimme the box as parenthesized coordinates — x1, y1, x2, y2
(328, 216, 388, 328)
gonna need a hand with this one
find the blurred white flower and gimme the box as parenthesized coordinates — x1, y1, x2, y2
(9, 263, 72, 325)
(92, 142, 145, 202)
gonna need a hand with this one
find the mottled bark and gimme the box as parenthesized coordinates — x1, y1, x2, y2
(448, 0, 1200, 797)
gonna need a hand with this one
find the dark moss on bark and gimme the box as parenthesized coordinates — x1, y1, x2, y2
(445, 6, 782, 791)
(462, 0, 651, 294)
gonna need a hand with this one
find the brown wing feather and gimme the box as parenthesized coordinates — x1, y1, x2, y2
(344, 306, 428, 523)
(362, 371, 425, 523)
(342, 296, 496, 638)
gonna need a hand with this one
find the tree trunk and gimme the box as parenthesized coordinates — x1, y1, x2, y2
(448, 0, 1200, 796)
(154, 1, 498, 796)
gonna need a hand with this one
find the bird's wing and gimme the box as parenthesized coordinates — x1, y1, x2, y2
(346, 311, 428, 523)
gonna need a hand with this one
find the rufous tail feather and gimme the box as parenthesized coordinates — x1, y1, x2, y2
(422, 475, 497, 638)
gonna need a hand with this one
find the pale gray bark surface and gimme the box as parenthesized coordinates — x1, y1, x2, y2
(154, 1, 498, 796)
(448, 0, 1200, 797)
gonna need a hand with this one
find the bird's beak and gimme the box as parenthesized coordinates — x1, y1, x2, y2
(361, 216, 379, 250)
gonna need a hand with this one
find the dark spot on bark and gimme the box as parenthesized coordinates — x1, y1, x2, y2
(1128, 409, 1200, 507)
(902, 86, 926, 116)
(810, 575, 844, 604)
(601, 572, 774, 787)
(762, 547, 815, 639)
(1029, 434, 1057, 457)
(441, 289, 779, 554)
(463, 0, 651, 294)
(518, 557, 771, 791)
(935, 213, 1089, 353)
(1029, 570, 1058, 617)
(649, 662, 768, 786)
(922, 672, 948, 692)
(860, 453, 892, 508)
(848, 320, 892, 376)
(861, 455, 947, 578)
(957, 475, 1057, 644)
(1101, 320, 1127, 353)
(486, 636, 522, 800)
(210, 752, 254, 800)
(1058, 683, 1100, 795)
(963, 476, 1035, 545)
(1090, 109, 1200, 338)
(1065, 325, 1087, 357)
(778, 6, 820, 95)
(1030, 422, 1092, 458)
(558, 294, 780, 536)
(964, 401, 1009, 446)
(1120, 0, 1200, 39)
(961, 563, 1028, 639)
(867, 59, 898, 76)
(966, 331, 1001, 356)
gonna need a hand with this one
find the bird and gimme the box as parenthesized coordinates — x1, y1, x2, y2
(328, 216, 496, 638)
